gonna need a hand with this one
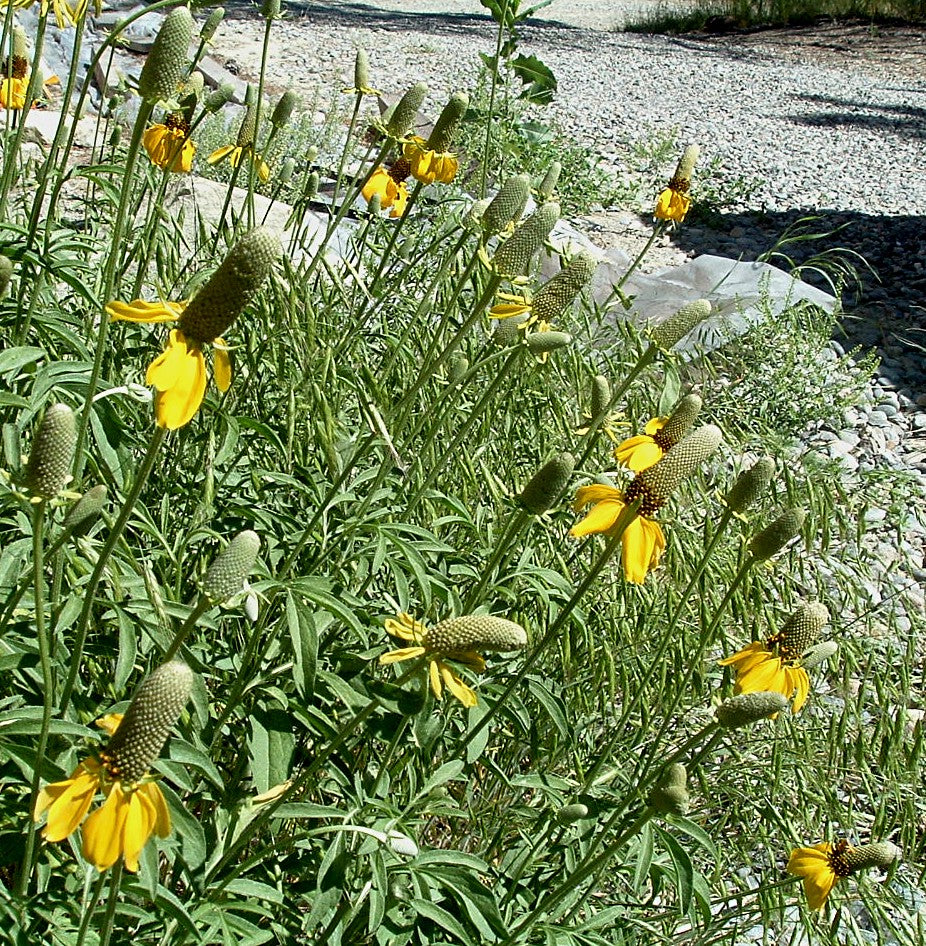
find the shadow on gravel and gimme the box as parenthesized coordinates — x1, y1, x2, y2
(668, 208, 926, 393)
(790, 93, 926, 142)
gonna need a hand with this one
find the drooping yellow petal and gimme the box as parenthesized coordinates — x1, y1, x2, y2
(439, 663, 477, 707)
(82, 784, 130, 871)
(613, 435, 664, 472)
(389, 182, 409, 218)
(643, 417, 668, 436)
(121, 787, 157, 872)
(621, 516, 665, 584)
(789, 667, 811, 713)
(143, 782, 172, 838)
(147, 329, 189, 390)
(362, 168, 395, 208)
(256, 158, 271, 183)
(213, 338, 232, 392)
(35, 762, 101, 841)
(569, 499, 626, 538)
(718, 642, 768, 671)
(572, 484, 625, 511)
(96, 713, 124, 736)
(385, 613, 427, 643)
(450, 651, 486, 672)
(737, 655, 787, 695)
(490, 302, 532, 319)
(207, 145, 236, 165)
(106, 299, 185, 323)
(149, 331, 207, 429)
(787, 844, 839, 910)
(379, 646, 427, 664)
(428, 659, 443, 700)
(654, 188, 691, 223)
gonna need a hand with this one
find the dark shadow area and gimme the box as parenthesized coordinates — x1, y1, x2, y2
(667, 208, 926, 395)
(789, 92, 926, 141)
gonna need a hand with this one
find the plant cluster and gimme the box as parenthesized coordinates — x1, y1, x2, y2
(0, 4, 920, 946)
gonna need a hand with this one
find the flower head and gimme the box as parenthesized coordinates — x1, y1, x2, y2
(403, 136, 458, 185)
(787, 840, 900, 910)
(143, 114, 195, 173)
(654, 144, 699, 224)
(34, 661, 193, 872)
(379, 613, 527, 707)
(570, 426, 721, 583)
(362, 162, 410, 217)
(614, 394, 703, 473)
(107, 228, 281, 429)
(207, 98, 270, 182)
(719, 602, 829, 713)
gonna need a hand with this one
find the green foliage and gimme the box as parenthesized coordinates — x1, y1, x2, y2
(0, 6, 920, 946)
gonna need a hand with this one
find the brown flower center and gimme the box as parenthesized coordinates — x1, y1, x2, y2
(667, 175, 690, 194)
(165, 112, 190, 134)
(623, 478, 665, 517)
(388, 158, 411, 184)
(828, 839, 853, 878)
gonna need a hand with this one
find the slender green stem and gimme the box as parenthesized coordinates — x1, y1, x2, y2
(75, 872, 109, 946)
(211, 159, 245, 252)
(331, 95, 363, 204)
(615, 220, 666, 291)
(97, 860, 124, 946)
(15, 503, 51, 896)
(480, 0, 511, 198)
(60, 426, 168, 716)
(459, 503, 639, 753)
(162, 597, 212, 663)
(72, 99, 155, 482)
(462, 508, 532, 610)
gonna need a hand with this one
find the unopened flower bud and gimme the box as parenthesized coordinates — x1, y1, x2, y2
(386, 82, 427, 139)
(182, 72, 204, 99)
(0, 256, 12, 296)
(427, 615, 527, 655)
(749, 508, 805, 561)
(725, 456, 775, 512)
(650, 299, 711, 350)
(138, 7, 194, 104)
(844, 842, 901, 872)
(204, 83, 235, 112)
(179, 227, 281, 343)
(800, 640, 838, 670)
(716, 691, 789, 728)
(591, 375, 611, 418)
(648, 763, 690, 816)
(354, 48, 371, 91)
(427, 91, 468, 152)
(200, 7, 224, 43)
(304, 170, 320, 202)
(780, 602, 829, 655)
(492, 202, 560, 278)
(531, 252, 597, 325)
(555, 803, 589, 824)
(519, 452, 574, 515)
(538, 161, 561, 200)
(103, 661, 194, 783)
(278, 156, 295, 184)
(24, 403, 76, 500)
(526, 330, 572, 355)
(272, 90, 297, 128)
(367, 192, 382, 214)
(482, 175, 530, 235)
(387, 830, 419, 857)
(262, 0, 281, 18)
(637, 425, 721, 504)
(448, 354, 469, 383)
(203, 530, 261, 603)
(62, 485, 107, 536)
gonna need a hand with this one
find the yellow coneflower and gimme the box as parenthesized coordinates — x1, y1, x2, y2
(362, 160, 411, 217)
(787, 840, 900, 910)
(143, 114, 195, 173)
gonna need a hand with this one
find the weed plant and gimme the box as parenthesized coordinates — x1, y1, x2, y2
(0, 5, 922, 946)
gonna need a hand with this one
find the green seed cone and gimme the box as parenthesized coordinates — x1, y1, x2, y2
(24, 403, 76, 500)
(526, 330, 572, 355)
(236, 101, 258, 149)
(800, 640, 838, 670)
(12, 26, 28, 61)
(638, 425, 722, 504)
(354, 48, 371, 91)
(62, 485, 107, 536)
(493, 317, 523, 346)
(538, 161, 561, 200)
(279, 156, 295, 184)
(531, 252, 597, 325)
(138, 7, 194, 104)
(492, 202, 560, 278)
(200, 7, 225, 43)
(648, 763, 690, 815)
(448, 354, 469, 383)
(590, 375, 611, 418)
(0, 255, 13, 296)
(749, 508, 805, 561)
(426, 615, 528, 655)
(427, 92, 468, 152)
(725, 456, 775, 512)
(104, 661, 194, 783)
(715, 691, 789, 728)
(304, 170, 320, 202)
(179, 227, 281, 343)
(660, 394, 702, 446)
(519, 452, 575, 515)
(262, 0, 281, 18)
(204, 83, 235, 112)
(386, 82, 428, 139)
(673, 144, 700, 185)
(780, 602, 829, 655)
(203, 530, 261, 603)
(555, 803, 589, 824)
(844, 842, 901, 873)
(482, 175, 531, 235)
(651, 299, 711, 350)
(271, 90, 297, 128)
